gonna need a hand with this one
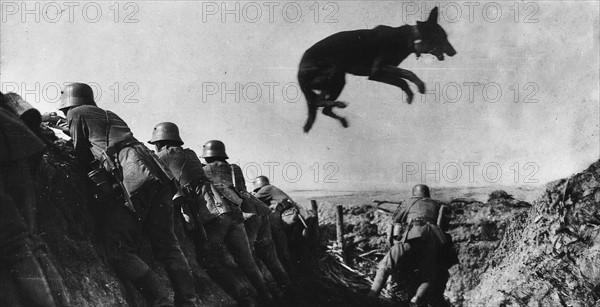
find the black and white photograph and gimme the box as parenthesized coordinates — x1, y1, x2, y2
(0, 1, 598, 306)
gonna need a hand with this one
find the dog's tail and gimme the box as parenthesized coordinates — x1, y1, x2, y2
(298, 69, 319, 133)
(303, 91, 318, 133)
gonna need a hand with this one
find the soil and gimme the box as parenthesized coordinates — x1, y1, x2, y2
(304, 162, 599, 306)
(13, 130, 599, 306)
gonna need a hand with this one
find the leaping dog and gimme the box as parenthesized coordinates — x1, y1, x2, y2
(298, 7, 456, 133)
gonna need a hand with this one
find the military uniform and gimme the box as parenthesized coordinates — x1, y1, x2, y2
(204, 161, 291, 294)
(0, 108, 69, 306)
(67, 105, 197, 307)
(252, 184, 297, 270)
(156, 145, 267, 306)
(371, 196, 452, 305)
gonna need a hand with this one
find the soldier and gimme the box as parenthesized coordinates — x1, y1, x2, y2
(368, 184, 456, 307)
(202, 141, 292, 297)
(252, 175, 307, 272)
(0, 92, 69, 306)
(1, 92, 43, 135)
(148, 122, 268, 307)
(58, 83, 198, 307)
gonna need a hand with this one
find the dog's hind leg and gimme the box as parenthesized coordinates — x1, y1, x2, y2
(304, 104, 318, 133)
(320, 76, 349, 128)
(302, 88, 320, 133)
(311, 76, 348, 109)
(322, 107, 348, 128)
(300, 65, 348, 131)
(299, 67, 324, 133)
(321, 100, 348, 109)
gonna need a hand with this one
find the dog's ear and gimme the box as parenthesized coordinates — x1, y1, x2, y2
(427, 7, 439, 24)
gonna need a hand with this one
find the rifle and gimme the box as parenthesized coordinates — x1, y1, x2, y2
(372, 200, 402, 214)
(373, 200, 404, 245)
(297, 210, 309, 229)
(274, 199, 308, 228)
(178, 184, 208, 241)
(101, 151, 136, 214)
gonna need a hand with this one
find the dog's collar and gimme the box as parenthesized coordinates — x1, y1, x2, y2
(412, 25, 421, 41)
(412, 26, 422, 57)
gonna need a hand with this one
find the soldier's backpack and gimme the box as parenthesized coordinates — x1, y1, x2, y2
(275, 199, 302, 227)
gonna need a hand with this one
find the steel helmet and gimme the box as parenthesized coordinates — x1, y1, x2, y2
(148, 122, 184, 145)
(202, 140, 228, 159)
(2, 92, 34, 116)
(59, 83, 96, 111)
(253, 176, 270, 190)
(412, 184, 431, 198)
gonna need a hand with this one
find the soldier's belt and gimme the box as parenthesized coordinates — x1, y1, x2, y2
(408, 217, 436, 224)
(105, 139, 141, 157)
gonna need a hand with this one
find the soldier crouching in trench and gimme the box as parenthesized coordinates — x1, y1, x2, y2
(0, 92, 70, 307)
(58, 83, 199, 307)
(149, 122, 265, 307)
(251, 175, 314, 274)
(368, 184, 458, 307)
(202, 140, 292, 300)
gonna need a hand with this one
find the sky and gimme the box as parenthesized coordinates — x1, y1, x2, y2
(1, 0, 598, 192)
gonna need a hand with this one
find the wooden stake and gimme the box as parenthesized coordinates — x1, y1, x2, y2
(335, 205, 346, 262)
(310, 200, 319, 249)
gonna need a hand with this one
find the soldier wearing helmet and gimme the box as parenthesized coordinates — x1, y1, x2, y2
(0, 92, 70, 306)
(58, 82, 96, 114)
(60, 83, 199, 307)
(369, 184, 457, 306)
(202, 141, 292, 299)
(149, 123, 265, 307)
(251, 176, 293, 270)
(251, 176, 313, 273)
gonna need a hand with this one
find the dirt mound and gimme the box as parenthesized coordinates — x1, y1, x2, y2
(325, 173, 597, 306)
(487, 190, 532, 208)
(22, 127, 600, 306)
(33, 135, 235, 306)
(313, 189, 535, 306)
(466, 161, 600, 306)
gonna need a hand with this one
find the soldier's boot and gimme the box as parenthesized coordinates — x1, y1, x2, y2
(132, 271, 172, 307)
(36, 254, 70, 306)
(368, 264, 390, 298)
(11, 255, 57, 307)
(410, 281, 432, 307)
(165, 268, 199, 307)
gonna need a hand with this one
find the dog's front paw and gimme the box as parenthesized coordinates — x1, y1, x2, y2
(337, 101, 348, 109)
(406, 93, 414, 104)
(417, 82, 426, 94)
